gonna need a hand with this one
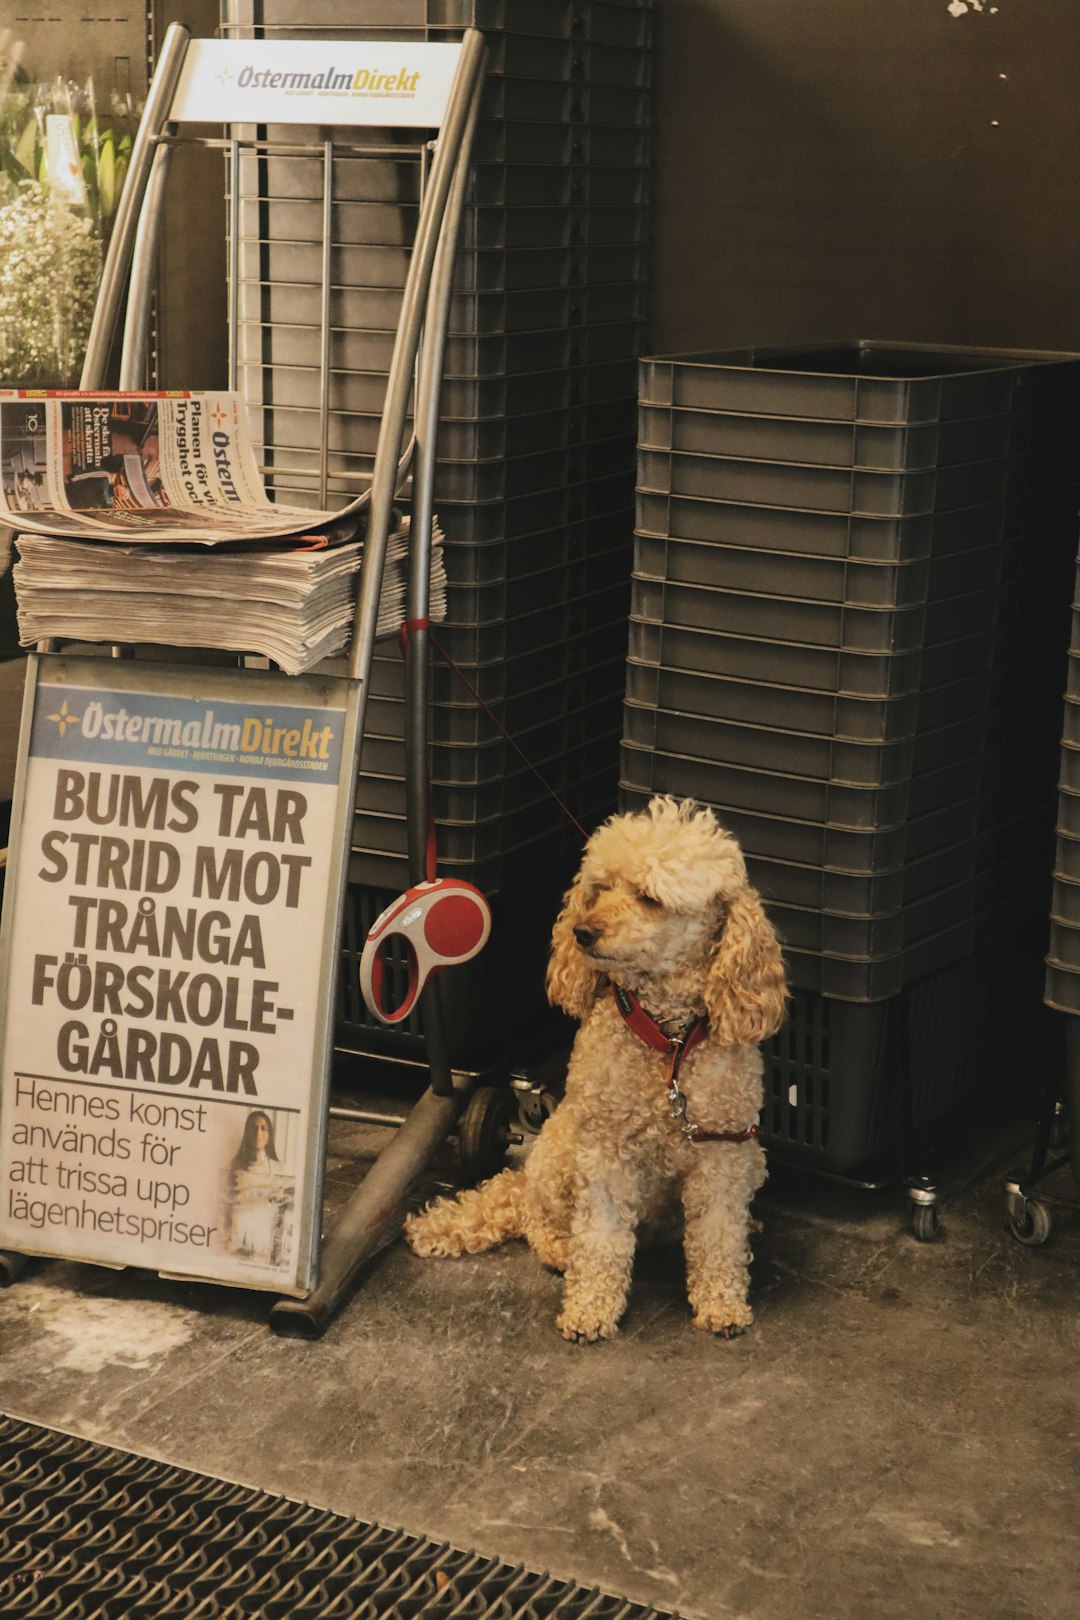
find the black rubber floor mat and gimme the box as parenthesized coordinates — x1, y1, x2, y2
(0, 1415, 680, 1618)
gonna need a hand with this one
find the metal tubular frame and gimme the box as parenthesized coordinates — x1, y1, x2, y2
(118, 141, 173, 390)
(273, 35, 489, 1334)
(79, 23, 193, 390)
(17, 22, 490, 1336)
(398, 88, 484, 1104)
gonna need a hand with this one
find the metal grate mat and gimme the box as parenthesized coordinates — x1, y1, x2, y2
(0, 1416, 679, 1619)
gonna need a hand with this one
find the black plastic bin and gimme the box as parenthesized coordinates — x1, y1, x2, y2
(639, 341, 1080, 426)
(624, 339, 1079, 1172)
(762, 899, 1044, 1177)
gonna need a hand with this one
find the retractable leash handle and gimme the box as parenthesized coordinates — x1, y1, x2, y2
(359, 878, 492, 1025)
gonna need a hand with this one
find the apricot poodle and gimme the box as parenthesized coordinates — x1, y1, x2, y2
(404, 795, 788, 1341)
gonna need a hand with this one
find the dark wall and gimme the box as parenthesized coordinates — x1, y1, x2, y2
(649, 0, 1080, 355)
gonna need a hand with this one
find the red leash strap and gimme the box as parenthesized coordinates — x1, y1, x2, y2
(685, 1122, 761, 1145)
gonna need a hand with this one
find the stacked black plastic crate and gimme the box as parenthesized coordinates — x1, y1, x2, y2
(1045, 548, 1080, 1159)
(621, 343, 1080, 1176)
(222, 0, 650, 1063)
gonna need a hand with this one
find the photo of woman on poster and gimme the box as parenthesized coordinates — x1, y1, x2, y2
(222, 1109, 295, 1269)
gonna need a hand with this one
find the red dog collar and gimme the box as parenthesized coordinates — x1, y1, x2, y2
(611, 984, 706, 1058)
(611, 986, 760, 1145)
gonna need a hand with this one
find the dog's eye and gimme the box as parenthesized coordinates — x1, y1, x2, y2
(638, 891, 663, 909)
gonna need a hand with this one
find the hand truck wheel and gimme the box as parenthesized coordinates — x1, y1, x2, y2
(458, 1085, 517, 1187)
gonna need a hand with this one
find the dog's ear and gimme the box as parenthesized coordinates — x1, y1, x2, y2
(546, 871, 602, 1021)
(704, 885, 788, 1048)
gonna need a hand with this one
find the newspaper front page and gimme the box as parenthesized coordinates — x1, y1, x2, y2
(0, 390, 347, 543)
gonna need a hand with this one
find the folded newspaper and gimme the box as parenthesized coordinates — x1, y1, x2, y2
(13, 523, 447, 676)
(0, 389, 350, 542)
(1, 389, 446, 674)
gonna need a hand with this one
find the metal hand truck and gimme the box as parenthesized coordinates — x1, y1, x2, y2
(0, 24, 490, 1335)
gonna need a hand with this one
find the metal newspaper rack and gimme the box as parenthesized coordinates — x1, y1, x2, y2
(0, 24, 488, 1335)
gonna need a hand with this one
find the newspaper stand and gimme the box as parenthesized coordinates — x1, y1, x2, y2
(0, 25, 489, 1335)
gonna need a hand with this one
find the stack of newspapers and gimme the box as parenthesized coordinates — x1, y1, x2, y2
(13, 518, 447, 676)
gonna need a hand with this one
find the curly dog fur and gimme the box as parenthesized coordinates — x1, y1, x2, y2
(404, 796, 788, 1342)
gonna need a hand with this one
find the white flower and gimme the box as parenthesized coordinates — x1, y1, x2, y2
(0, 181, 102, 385)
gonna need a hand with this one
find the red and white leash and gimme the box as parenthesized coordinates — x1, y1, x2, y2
(611, 986, 760, 1145)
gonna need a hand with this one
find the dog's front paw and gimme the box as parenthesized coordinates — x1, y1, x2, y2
(556, 1309, 619, 1344)
(693, 1301, 753, 1339)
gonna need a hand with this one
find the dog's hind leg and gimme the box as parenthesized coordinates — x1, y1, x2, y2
(520, 1132, 573, 1273)
(404, 1168, 526, 1257)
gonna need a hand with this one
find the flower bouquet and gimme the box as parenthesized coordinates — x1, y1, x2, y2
(0, 34, 136, 387)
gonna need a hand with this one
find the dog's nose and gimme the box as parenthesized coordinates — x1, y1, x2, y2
(574, 925, 601, 949)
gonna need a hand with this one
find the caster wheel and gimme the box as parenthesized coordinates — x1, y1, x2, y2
(515, 1085, 558, 1135)
(458, 1086, 517, 1186)
(1008, 1198, 1052, 1247)
(906, 1176, 940, 1243)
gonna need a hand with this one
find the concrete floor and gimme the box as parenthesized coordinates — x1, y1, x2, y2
(0, 1086, 1075, 1620)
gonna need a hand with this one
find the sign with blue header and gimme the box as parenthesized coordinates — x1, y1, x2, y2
(0, 655, 361, 1295)
(29, 684, 346, 781)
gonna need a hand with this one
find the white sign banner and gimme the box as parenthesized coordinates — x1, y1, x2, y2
(0, 657, 358, 1295)
(170, 39, 462, 128)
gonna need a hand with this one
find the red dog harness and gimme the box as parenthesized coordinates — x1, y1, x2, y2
(612, 986, 761, 1145)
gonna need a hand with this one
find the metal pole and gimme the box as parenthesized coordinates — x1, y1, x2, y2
(80, 22, 192, 387)
(327, 1105, 407, 1128)
(402, 89, 483, 1101)
(270, 44, 488, 1336)
(405, 89, 481, 868)
(117, 142, 173, 389)
(269, 1082, 466, 1338)
(317, 138, 335, 508)
(227, 137, 241, 390)
(343, 29, 487, 689)
(335, 34, 485, 1110)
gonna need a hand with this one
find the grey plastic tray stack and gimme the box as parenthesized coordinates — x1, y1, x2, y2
(224, 0, 647, 881)
(620, 342, 1080, 1174)
(1046, 546, 1080, 1013)
(221, 0, 650, 1063)
(1046, 547, 1080, 1178)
